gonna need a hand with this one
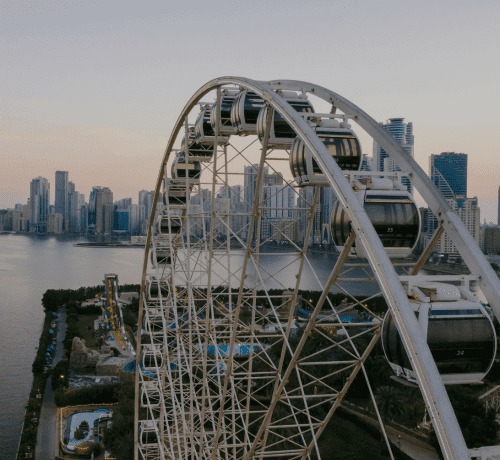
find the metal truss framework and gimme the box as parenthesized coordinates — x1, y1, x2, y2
(133, 78, 500, 460)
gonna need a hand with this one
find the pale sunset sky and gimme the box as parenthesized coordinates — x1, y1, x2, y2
(1, 0, 500, 220)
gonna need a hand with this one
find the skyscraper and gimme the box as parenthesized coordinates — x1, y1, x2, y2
(30, 176, 50, 233)
(373, 118, 414, 194)
(95, 187, 113, 234)
(498, 186, 500, 226)
(425, 152, 479, 255)
(54, 171, 69, 230)
(69, 191, 84, 233)
(430, 152, 467, 198)
(88, 186, 102, 233)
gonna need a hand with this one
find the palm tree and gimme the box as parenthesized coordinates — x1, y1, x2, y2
(375, 386, 405, 425)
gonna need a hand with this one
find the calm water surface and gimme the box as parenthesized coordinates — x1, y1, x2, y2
(0, 234, 144, 459)
(0, 235, 380, 458)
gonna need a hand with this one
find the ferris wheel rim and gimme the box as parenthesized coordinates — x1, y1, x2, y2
(133, 76, 500, 460)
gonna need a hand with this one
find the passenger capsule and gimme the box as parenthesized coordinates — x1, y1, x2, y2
(150, 248, 173, 268)
(230, 90, 266, 135)
(256, 92, 314, 150)
(194, 105, 229, 145)
(141, 382, 161, 407)
(157, 215, 182, 237)
(146, 277, 170, 301)
(163, 180, 188, 208)
(142, 345, 163, 369)
(210, 88, 239, 135)
(330, 185, 420, 259)
(140, 421, 158, 446)
(382, 282, 497, 385)
(290, 119, 362, 186)
(171, 155, 202, 184)
(145, 313, 164, 335)
(180, 126, 214, 162)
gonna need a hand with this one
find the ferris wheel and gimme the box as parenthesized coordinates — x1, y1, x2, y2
(133, 77, 500, 460)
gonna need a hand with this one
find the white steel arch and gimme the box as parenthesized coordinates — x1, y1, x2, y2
(134, 77, 500, 460)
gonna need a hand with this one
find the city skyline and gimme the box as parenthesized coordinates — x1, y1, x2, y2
(1, 1, 500, 222)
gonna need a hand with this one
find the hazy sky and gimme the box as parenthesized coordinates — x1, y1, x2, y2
(1, 0, 500, 220)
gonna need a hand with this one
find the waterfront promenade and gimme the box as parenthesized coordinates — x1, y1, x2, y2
(35, 308, 66, 460)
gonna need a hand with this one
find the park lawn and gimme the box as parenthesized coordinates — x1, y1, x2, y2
(317, 414, 389, 460)
(76, 314, 100, 349)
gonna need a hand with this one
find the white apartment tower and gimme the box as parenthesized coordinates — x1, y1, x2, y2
(373, 118, 414, 194)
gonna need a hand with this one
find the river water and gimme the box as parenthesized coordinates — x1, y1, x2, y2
(0, 234, 381, 459)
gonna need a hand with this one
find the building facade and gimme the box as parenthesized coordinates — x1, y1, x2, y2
(95, 187, 113, 235)
(54, 171, 69, 230)
(485, 227, 500, 255)
(373, 118, 414, 194)
(47, 213, 63, 233)
(30, 176, 50, 233)
(498, 186, 500, 226)
(430, 152, 467, 198)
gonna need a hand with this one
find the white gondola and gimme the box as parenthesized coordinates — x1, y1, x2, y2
(180, 126, 214, 162)
(382, 282, 497, 384)
(194, 104, 229, 145)
(150, 248, 173, 268)
(140, 420, 159, 446)
(231, 89, 266, 135)
(146, 276, 170, 301)
(145, 310, 165, 336)
(210, 88, 239, 135)
(256, 91, 314, 149)
(171, 154, 201, 185)
(290, 118, 362, 186)
(141, 381, 161, 407)
(163, 180, 188, 208)
(330, 180, 420, 259)
(157, 215, 182, 237)
(142, 344, 163, 369)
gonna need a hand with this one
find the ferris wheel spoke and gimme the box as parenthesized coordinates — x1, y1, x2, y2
(134, 78, 500, 460)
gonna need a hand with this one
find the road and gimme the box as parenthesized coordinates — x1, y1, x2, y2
(342, 406, 440, 460)
(35, 308, 66, 460)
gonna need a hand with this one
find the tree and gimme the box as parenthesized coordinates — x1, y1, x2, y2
(430, 386, 498, 458)
(103, 382, 135, 458)
(374, 386, 405, 425)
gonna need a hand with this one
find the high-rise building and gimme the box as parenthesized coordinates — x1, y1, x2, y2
(497, 186, 500, 226)
(435, 197, 480, 256)
(373, 118, 414, 194)
(116, 198, 132, 209)
(218, 185, 242, 206)
(47, 213, 63, 233)
(485, 227, 500, 255)
(30, 176, 50, 233)
(95, 187, 113, 234)
(138, 190, 153, 220)
(297, 187, 320, 244)
(425, 152, 469, 238)
(129, 203, 141, 234)
(80, 205, 88, 234)
(23, 201, 31, 231)
(103, 203, 114, 235)
(69, 191, 84, 233)
(88, 186, 102, 233)
(114, 209, 130, 232)
(261, 184, 295, 241)
(55, 171, 69, 229)
(430, 152, 467, 198)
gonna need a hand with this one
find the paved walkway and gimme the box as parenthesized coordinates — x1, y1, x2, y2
(36, 308, 66, 460)
(342, 406, 440, 460)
